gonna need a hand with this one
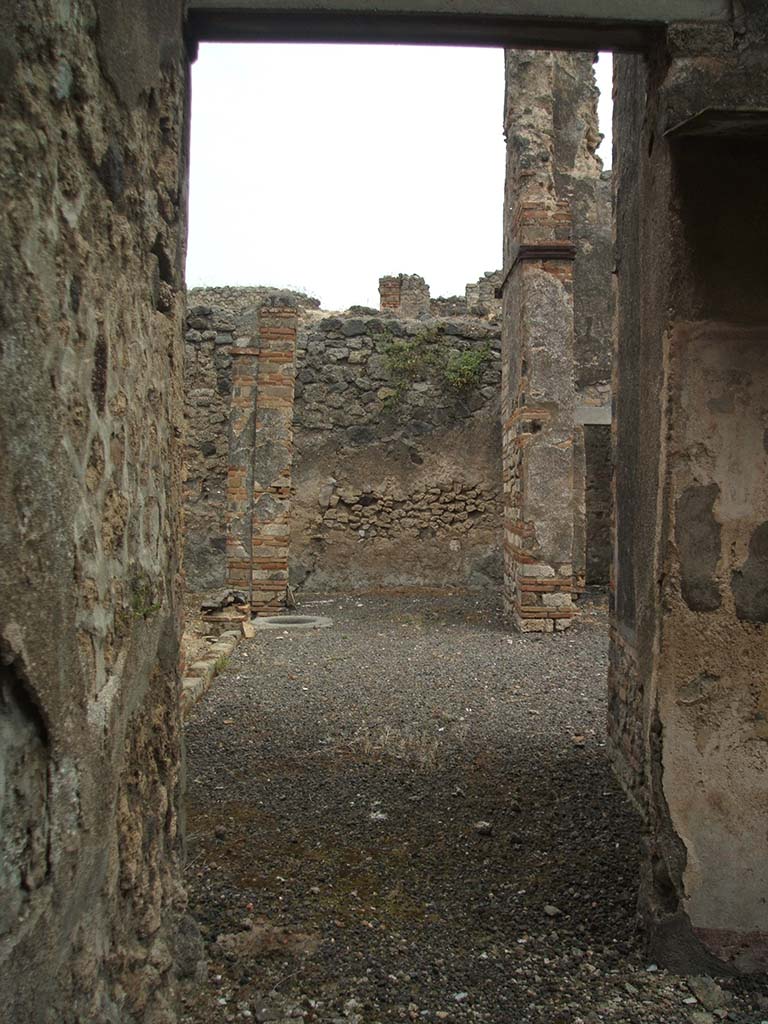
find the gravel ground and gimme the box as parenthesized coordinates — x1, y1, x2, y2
(181, 591, 767, 1024)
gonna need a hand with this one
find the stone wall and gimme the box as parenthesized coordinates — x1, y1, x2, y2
(0, 1, 193, 1019)
(184, 307, 233, 589)
(466, 270, 503, 317)
(183, 288, 316, 591)
(584, 424, 611, 585)
(183, 296, 504, 593)
(430, 294, 468, 318)
(292, 312, 503, 591)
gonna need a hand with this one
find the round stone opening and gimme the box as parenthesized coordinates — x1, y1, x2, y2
(253, 614, 332, 631)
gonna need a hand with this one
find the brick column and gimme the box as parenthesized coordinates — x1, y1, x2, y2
(378, 274, 430, 317)
(226, 297, 297, 614)
(378, 275, 401, 312)
(501, 203, 579, 632)
(501, 51, 581, 633)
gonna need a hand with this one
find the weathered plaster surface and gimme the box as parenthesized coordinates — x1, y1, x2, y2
(661, 323, 768, 972)
(609, 12, 768, 972)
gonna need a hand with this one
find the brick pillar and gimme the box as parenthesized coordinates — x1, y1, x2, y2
(501, 52, 580, 633)
(502, 203, 579, 632)
(226, 297, 297, 614)
(378, 274, 430, 317)
(379, 275, 401, 312)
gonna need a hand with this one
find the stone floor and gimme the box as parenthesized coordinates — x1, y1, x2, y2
(180, 591, 767, 1024)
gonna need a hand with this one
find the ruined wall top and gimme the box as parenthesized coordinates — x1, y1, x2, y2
(379, 274, 431, 318)
(466, 270, 503, 317)
(379, 272, 504, 321)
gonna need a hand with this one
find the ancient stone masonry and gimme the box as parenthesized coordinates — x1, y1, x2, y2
(500, 50, 612, 632)
(426, 270, 505, 319)
(184, 292, 504, 593)
(292, 311, 503, 591)
(379, 273, 431, 317)
(0, 1, 195, 1019)
(584, 424, 612, 586)
(466, 270, 504, 317)
(5, 0, 768, 1009)
(182, 274, 538, 598)
(608, 11, 768, 973)
(183, 286, 319, 593)
(184, 307, 234, 589)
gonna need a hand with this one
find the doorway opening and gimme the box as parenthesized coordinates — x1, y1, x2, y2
(178, 39, 652, 1024)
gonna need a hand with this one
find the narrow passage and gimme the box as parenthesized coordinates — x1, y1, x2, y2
(181, 594, 754, 1023)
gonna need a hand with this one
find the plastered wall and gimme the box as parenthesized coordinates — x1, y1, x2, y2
(610, 12, 768, 972)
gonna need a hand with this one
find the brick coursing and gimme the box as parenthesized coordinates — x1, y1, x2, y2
(225, 302, 297, 614)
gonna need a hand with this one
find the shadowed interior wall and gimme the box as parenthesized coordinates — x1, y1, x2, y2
(609, 11, 768, 972)
(0, 1, 194, 1018)
(585, 423, 611, 585)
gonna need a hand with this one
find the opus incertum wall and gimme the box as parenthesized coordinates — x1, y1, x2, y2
(183, 292, 507, 596)
(1, 2, 192, 1020)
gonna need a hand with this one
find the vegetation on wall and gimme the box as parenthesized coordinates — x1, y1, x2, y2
(382, 327, 491, 403)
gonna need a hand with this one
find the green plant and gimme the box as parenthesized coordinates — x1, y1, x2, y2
(382, 328, 491, 402)
(213, 655, 230, 674)
(442, 345, 492, 391)
(383, 328, 443, 384)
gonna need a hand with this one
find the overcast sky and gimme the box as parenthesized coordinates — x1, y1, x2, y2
(187, 45, 612, 310)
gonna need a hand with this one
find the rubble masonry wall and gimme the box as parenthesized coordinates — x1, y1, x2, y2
(183, 295, 504, 593)
(0, 1, 195, 1020)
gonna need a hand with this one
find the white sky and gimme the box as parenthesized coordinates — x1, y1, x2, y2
(187, 45, 612, 311)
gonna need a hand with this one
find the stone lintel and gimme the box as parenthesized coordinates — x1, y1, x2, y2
(186, 1, 729, 52)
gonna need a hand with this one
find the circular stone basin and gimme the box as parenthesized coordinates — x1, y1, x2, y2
(253, 614, 332, 630)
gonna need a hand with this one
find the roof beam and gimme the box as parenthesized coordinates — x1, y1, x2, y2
(186, 0, 731, 52)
